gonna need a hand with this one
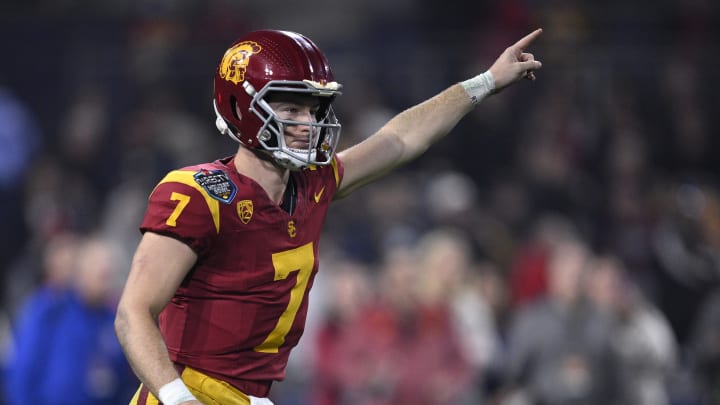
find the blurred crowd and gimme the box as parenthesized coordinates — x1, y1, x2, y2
(1, 0, 719, 404)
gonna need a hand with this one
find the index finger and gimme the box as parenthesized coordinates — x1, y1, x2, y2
(513, 28, 543, 51)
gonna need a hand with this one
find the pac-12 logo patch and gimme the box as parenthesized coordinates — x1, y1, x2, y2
(237, 200, 253, 224)
(193, 169, 237, 203)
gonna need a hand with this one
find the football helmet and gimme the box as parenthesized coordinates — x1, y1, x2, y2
(213, 30, 342, 170)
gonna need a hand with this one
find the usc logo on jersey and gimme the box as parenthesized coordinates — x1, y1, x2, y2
(236, 200, 253, 224)
(219, 41, 262, 85)
(287, 221, 297, 238)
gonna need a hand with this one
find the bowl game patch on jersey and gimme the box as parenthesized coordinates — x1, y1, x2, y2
(193, 169, 237, 203)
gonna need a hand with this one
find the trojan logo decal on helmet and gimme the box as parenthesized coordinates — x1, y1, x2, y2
(219, 41, 262, 85)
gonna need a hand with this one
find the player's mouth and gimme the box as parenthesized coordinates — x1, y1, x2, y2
(287, 137, 311, 149)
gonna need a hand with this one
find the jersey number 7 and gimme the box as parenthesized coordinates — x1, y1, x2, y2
(254, 242, 315, 353)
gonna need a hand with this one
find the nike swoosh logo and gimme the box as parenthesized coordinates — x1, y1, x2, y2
(314, 186, 325, 203)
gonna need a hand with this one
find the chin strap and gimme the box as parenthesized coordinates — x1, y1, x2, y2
(247, 146, 311, 172)
(271, 149, 317, 171)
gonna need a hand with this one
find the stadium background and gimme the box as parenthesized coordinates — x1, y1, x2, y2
(1, 0, 719, 404)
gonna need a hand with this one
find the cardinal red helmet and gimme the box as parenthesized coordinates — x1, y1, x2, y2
(213, 30, 342, 170)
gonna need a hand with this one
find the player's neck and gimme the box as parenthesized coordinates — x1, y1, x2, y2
(233, 146, 290, 204)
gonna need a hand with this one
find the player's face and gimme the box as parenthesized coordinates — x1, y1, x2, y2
(267, 93, 321, 149)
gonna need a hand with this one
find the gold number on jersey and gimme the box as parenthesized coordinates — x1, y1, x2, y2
(166, 192, 191, 227)
(254, 242, 315, 353)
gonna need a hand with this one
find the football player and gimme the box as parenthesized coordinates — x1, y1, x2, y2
(115, 28, 542, 405)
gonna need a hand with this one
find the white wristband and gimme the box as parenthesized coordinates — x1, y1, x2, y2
(158, 378, 197, 405)
(460, 70, 495, 105)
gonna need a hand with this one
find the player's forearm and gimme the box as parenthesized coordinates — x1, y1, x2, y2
(335, 83, 479, 198)
(382, 83, 475, 165)
(114, 305, 181, 397)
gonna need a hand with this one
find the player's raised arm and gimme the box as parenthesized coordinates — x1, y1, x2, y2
(335, 28, 543, 198)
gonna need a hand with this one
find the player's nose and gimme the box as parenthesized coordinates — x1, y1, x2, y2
(293, 110, 315, 133)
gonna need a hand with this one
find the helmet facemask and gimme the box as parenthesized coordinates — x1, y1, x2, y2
(232, 80, 341, 170)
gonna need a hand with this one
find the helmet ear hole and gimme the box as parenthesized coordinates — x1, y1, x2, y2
(230, 96, 241, 120)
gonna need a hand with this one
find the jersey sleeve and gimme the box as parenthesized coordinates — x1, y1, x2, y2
(322, 155, 344, 197)
(140, 170, 219, 257)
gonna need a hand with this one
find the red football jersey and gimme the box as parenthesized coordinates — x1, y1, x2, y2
(139, 155, 343, 390)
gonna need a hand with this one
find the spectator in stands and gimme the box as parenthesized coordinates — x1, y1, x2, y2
(3, 232, 79, 404)
(4, 235, 135, 405)
(502, 237, 624, 404)
(586, 254, 677, 405)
